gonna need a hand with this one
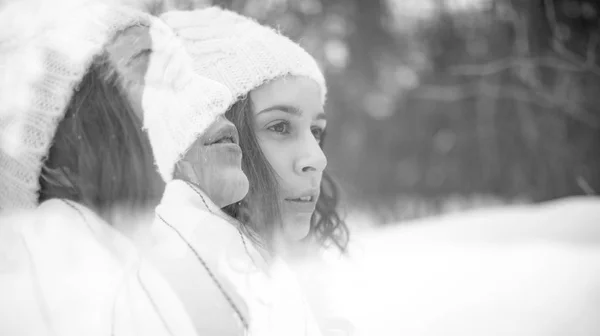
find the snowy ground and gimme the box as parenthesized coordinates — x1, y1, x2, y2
(299, 196, 600, 336)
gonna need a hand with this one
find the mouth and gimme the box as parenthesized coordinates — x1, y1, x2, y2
(206, 123, 239, 146)
(284, 190, 319, 203)
(283, 189, 319, 214)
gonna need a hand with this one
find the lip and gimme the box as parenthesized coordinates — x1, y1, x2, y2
(283, 189, 319, 213)
(208, 142, 243, 155)
(205, 122, 239, 146)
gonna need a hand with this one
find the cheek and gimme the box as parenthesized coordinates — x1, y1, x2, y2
(255, 135, 293, 182)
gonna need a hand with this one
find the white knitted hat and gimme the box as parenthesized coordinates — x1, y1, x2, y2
(132, 18, 234, 183)
(0, 1, 233, 210)
(160, 7, 327, 105)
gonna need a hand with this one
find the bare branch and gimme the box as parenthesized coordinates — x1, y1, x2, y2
(512, 4, 530, 56)
(412, 81, 600, 128)
(544, 0, 560, 38)
(544, 0, 600, 76)
(448, 56, 582, 77)
(412, 82, 551, 106)
(553, 70, 573, 102)
(586, 32, 599, 68)
(576, 176, 596, 195)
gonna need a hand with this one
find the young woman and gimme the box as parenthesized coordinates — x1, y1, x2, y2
(0, 1, 249, 335)
(161, 8, 353, 335)
(131, 16, 324, 334)
(3, 1, 327, 334)
(161, 6, 350, 259)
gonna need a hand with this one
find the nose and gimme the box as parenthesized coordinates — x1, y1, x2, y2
(294, 132, 327, 176)
(203, 115, 236, 140)
(215, 114, 234, 127)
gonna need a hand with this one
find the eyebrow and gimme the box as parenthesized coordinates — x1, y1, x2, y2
(256, 105, 326, 120)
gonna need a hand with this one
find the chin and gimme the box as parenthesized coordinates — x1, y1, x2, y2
(229, 172, 249, 204)
(209, 170, 249, 208)
(283, 216, 312, 242)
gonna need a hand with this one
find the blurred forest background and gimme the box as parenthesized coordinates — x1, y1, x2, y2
(163, 0, 599, 223)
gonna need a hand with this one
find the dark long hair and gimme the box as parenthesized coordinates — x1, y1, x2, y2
(223, 96, 349, 252)
(38, 52, 164, 222)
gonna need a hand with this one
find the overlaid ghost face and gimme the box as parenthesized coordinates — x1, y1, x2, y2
(176, 116, 249, 208)
(106, 25, 248, 208)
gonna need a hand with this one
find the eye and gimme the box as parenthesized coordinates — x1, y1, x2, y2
(128, 48, 152, 65)
(311, 126, 325, 142)
(267, 121, 291, 134)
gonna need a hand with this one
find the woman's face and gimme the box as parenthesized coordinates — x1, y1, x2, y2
(176, 116, 249, 208)
(107, 25, 249, 208)
(249, 76, 327, 241)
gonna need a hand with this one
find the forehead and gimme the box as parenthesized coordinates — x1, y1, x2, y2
(250, 76, 324, 116)
(105, 26, 152, 83)
(104, 26, 152, 121)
